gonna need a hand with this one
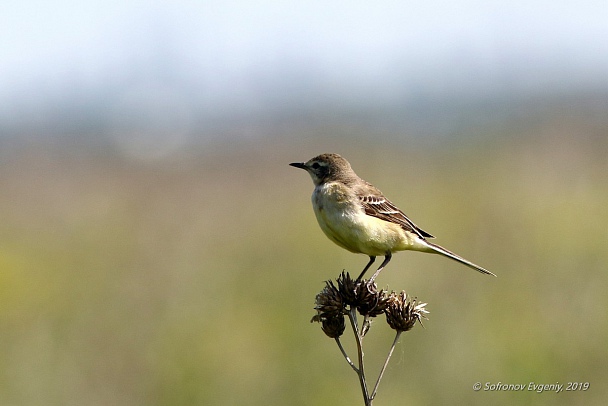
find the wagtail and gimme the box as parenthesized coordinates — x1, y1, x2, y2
(290, 153, 495, 280)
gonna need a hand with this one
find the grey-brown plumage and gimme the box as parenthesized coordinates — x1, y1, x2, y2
(290, 153, 495, 280)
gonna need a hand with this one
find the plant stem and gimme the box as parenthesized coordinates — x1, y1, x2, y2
(348, 307, 371, 405)
(370, 331, 402, 401)
(335, 337, 359, 373)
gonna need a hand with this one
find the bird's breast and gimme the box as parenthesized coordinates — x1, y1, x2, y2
(311, 184, 360, 250)
(312, 183, 358, 219)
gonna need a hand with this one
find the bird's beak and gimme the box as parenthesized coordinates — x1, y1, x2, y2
(289, 162, 308, 170)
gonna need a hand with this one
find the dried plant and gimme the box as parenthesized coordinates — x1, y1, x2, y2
(312, 272, 428, 405)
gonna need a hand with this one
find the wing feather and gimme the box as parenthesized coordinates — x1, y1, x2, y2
(359, 193, 434, 239)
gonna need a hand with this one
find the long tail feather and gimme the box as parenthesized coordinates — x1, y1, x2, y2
(424, 241, 496, 277)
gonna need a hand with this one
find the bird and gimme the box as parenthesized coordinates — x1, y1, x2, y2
(290, 153, 496, 281)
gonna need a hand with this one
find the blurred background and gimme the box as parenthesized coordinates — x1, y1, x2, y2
(1, 1, 607, 405)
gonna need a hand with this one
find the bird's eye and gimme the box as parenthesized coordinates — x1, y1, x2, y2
(311, 162, 320, 169)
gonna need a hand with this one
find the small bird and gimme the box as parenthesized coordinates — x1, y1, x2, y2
(290, 153, 496, 281)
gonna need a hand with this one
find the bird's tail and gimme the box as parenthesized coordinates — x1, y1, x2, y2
(423, 241, 496, 276)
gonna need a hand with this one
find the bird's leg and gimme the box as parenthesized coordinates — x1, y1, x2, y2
(369, 253, 392, 282)
(357, 256, 376, 281)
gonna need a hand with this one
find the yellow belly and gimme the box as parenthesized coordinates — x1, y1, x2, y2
(312, 183, 426, 256)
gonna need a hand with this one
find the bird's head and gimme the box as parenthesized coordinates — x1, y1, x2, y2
(290, 153, 353, 186)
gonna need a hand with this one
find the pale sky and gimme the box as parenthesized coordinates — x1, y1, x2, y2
(1, 0, 607, 134)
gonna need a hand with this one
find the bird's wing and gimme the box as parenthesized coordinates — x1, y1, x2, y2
(359, 193, 435, 239)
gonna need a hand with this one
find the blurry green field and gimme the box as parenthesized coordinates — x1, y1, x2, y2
(0, 111, 607, 405)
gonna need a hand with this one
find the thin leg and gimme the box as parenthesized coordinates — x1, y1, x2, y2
(369, 253, 392, 282)
(357, 256, 376, 281)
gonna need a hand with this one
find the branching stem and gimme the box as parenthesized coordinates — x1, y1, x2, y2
(335, 337, 359, 374)
(348, 307, 371, 406)
(371, 331, 402, 400)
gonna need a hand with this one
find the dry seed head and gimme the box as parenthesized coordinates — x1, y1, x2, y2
(385, 291, 429, 332)
(314, 280, 345, 320)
